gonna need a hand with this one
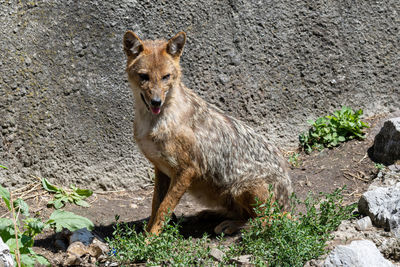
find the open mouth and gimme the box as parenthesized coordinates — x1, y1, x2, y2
(141, 93, 162, 115)
(150, 107, 161, 114)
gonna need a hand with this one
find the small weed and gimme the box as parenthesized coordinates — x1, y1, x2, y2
(106, 215, 212, 266)
(0, 185, 94, 267)
(42, 178, 93, 209)
(299, 106, 369, 153)
(374, 163, 385, 171)
(288, 152, 301, 167)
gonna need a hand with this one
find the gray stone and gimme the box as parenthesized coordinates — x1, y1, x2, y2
(355, 216, 373, 231)
(324, 240, 394, 267)
(0, 237, 13, 267)
(373, 118, 400, 165)
(329, 219, 400, 263)
(358, 187, 400, 237)
(0, 1, 399, 190)
(69, 227, 94, 246)
(209, 247, 225, 262)
(231, 255, 254, 266)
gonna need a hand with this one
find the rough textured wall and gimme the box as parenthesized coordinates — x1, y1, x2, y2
(0, 0, 399, 190)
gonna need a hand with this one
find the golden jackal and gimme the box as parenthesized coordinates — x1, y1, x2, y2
(123, 31, 293, 235)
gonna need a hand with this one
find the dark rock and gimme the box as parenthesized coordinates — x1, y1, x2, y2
(373, 118, 400, 165)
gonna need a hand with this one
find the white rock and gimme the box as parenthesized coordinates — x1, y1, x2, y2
(209, 247, 225, 262)
(0, 237, 13, 267)
(355, 216, 373, 231)
(324, 240, 394, 267)
(358, 187, 400, 237)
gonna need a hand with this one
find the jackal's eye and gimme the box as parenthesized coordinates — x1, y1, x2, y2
(162, 74, 171, 81)
(138, 73, 149, 81)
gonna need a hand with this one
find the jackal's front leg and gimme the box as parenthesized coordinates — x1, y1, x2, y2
(147, 168, 170, 228)
(146, 168, 195, 235)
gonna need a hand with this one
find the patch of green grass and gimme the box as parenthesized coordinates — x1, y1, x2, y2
(107, 188, 355, 267)
(226, 187, 356, 266)
(106, 215, 213, 266)
(299, 106, 369, 153)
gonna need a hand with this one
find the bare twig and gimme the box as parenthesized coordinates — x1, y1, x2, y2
(343, 171, 369, 182)
(29, 174, 43, 183)
(10, 192, 21, 267)
(94, 190, 128, 194)
(21, 191, 48, 201)
(358, 153, 368, 163)
(11, 182, 36, 194)
(19, 182, 42, 199)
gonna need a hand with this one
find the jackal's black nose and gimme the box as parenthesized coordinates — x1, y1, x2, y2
(150, 98, 162, 107)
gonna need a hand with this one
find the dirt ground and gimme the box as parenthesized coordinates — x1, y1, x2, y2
(2, 116, 386, 266)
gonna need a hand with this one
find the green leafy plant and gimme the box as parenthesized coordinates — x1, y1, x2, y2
(0, 165, 7, 169)
(226, 187, 356, 266)
(42, 178, 93, 209)
(0, 185, 94, 267)
(107, 215, 212, 266)
(299, 106, 369, 153)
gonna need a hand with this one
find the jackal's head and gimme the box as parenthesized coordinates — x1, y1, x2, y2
(123, 31, 186, 115)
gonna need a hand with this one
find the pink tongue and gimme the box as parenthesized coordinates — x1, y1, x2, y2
(151, 107, 161, 114)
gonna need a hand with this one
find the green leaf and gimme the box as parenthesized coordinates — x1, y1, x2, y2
(21, 234, 34, 248)
(53, 198, 66, 209)
(74, 199, 90, 207)
(19, 253, 37, 267)
(13, 198, 30, 217)
(32, 254, 51, 266)
(0, 165, 7, 169)
(41, 178, 59, 193)
(47, 210, 94, 232)
(0, 218, 15, 241)
(0, 185, 11, 210)
(6, 236, 23, 251)
(25, 218, 46, 237)
(74, 188, 93, 198)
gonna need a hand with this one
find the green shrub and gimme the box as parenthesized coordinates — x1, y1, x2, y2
(108, 188, 355, 267)
(299, 106, 369, 153)
(107, 215, 212, 266)
(226, 187, 356, 266)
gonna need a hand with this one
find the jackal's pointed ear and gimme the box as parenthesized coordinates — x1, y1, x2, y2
(123, 31, 144, 59)
(167, 32, 186, 58)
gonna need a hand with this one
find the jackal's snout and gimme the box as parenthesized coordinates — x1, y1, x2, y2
(150, 97, 162, 108)
(149, 95, 162, 115)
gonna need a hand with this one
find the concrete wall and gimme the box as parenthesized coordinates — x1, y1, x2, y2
(1, 0, 398, 190)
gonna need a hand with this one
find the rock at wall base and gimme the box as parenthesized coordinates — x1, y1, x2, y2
(324, 240, 394, 267)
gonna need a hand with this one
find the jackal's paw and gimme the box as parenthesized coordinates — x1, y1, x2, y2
(214, 220, 246, 235)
